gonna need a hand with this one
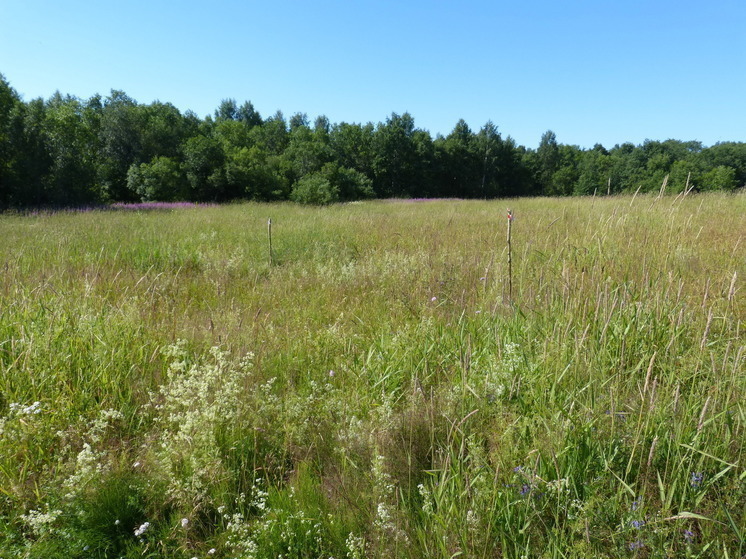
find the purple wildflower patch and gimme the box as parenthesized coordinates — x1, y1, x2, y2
(110, 202, 217, 211)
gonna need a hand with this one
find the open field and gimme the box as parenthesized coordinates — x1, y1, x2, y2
(1, 193, 744, 558)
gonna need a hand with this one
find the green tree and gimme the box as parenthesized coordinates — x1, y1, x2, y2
(43, 92, 100, 205)
(182, 135, 226, 201)
(698, 142, 746, 187)
(434, 119, 479, 197)
(372, 112, 420, 197)
(97, 90, 144, 201)
(5, 98, 52, 206)
(575, 147, 611, 195)
(224, 145, 288, 201)
(700, 165, 737, 191)
(0, 74, 21, 207)
(536, 130, 560, 194)
(290, 173, 339, 205)
(127, 156, 187, 201)
(318, 162, 374, 201)
(668, 159, 701, 193)
(329, 122, 375, 178)
(283, 124, 332, 180)
(252, 110, 289, 155)
(140, 101, 193, 162)
(289, 112, 310, 131)
(215, 98, 239, 121)
(237, 101, 263, 128)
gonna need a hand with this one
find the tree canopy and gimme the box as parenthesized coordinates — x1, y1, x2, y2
(0, 74, 743, 208)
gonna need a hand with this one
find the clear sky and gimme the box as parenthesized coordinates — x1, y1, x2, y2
(1, 0, 744, 149)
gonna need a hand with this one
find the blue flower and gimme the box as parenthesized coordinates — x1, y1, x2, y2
(631, 520, 644, 529)
(628, 540, 644, 550)
(690, 472, 703, 488)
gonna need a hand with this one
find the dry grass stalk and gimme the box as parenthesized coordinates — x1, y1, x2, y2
(657, 174, 669, 199)
(643, 352, 657, 396)
(630, 184, 643, 206)
(700, 308, 713, 351)
(727, 271, 737, 301)
(697, 395, 712, 433)
(647, 436, 658, 468)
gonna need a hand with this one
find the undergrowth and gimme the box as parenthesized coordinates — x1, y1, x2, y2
(0, 193, 744, 558)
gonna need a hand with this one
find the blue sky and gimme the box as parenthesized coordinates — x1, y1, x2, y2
(1, 0, 744, 148)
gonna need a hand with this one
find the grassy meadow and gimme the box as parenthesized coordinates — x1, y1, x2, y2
(0, 193, 744, 558)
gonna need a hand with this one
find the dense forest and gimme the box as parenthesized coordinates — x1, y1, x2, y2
(1, 73, 744, 208)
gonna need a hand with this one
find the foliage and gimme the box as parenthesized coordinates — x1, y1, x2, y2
(127, 156, 187, 201)
(1, 73, 745, 210)
(290, 172, 339, 205)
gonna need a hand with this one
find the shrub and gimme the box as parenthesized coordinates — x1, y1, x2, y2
(126, 156, 187, 201)
(290, 173, 340, 205)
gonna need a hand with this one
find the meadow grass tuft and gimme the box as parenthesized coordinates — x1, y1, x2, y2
(0, 193, 744, 557)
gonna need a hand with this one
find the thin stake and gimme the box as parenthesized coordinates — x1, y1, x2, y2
(267, 218, 273, 266)
(507, 209, 514, 302)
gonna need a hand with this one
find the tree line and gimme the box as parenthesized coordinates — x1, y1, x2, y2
(1, 73, 744, 208)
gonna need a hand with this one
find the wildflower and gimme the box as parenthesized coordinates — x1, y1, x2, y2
(631, 520, 644, 529)
(631, 499, 641, 511)
(208, 549, 217, 555)
(628, 540, 644, 550)
(683, 529, 695, 543)
(134, 522, 150, 537)
(181, 518, 189, 528)
(10, 401, 42, 415)
(418, 483, 434, 515)
(114, 519, 120, 525)
(329, 370, 335, 377)
(519, 484, 531, 496)
(431, 296, 437, 302)
(690, 472, 703, 488)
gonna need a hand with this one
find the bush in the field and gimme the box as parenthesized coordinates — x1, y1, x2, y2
(290, 173, 339, 206)
(291, 163, 374, 205)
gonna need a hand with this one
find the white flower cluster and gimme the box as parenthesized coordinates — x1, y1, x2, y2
(9, 401, 42, 415)
(371, 454, 408, 544)
(345, 532, 366, 559)
(223, 480, 325, 558)
(63, 442, 107, 499)
(134, 521, 151, 537)
(153, 342, 253, 506)
(21, 507, 62, 537)
(417, 483, 434, 515)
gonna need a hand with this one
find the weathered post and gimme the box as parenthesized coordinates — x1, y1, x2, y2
(268, 218, 273, 266)
(507, 209, 513, 302)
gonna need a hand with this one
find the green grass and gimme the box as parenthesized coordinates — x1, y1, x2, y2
(0, 193, 744, 558)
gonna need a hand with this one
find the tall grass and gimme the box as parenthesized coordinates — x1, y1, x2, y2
(0, 193, 744, 558)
